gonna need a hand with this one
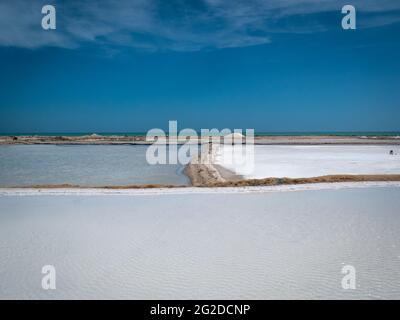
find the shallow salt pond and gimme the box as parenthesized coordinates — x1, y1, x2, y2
(0, 145, 190, 186)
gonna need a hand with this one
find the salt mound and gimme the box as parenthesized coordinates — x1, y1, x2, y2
(223, 132, 244, 144)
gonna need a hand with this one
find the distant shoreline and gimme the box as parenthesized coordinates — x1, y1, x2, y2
(1, 134, 400, 145)
(1, 131, 400, 137)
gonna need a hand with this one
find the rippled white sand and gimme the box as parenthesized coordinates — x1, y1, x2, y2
(1, 186, 399, 299)
(216, 145, 400, 178)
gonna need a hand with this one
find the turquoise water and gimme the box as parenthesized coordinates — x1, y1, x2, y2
(0, 145, 190, 187)
(254, 131, 400, 137)
(1, 131, 400, 137)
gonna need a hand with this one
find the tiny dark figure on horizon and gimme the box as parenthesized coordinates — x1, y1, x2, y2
(389, 150, 394, 155)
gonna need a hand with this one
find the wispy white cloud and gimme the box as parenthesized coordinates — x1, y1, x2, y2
(0, 0, 399, 51)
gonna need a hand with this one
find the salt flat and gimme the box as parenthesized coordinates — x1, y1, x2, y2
(0, 186, 399, 299)
(216, 145, 400, 178)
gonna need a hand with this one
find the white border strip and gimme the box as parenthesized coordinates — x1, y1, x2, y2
(0, 181, 399, 196)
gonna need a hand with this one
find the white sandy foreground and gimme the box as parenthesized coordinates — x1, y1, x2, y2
(216, 145, 400, 178)
(0, 184, 400, 299)
(1, 181, 400, 196)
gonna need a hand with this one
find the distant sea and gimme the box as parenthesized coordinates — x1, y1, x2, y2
(1, 131, 400, 137)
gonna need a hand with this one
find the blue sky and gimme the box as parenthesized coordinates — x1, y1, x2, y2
(0, 0, 399, 133)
